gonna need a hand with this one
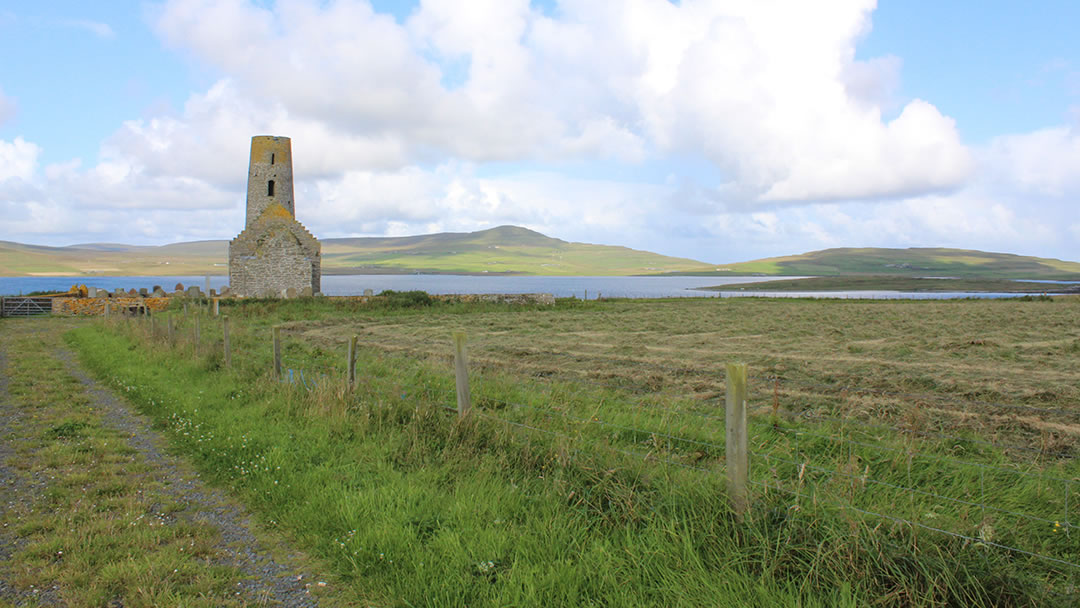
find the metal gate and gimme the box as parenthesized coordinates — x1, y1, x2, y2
(0, 297, 53, 317)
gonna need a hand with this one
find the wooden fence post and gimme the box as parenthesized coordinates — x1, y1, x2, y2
(273, 326, 282, 380)
(193, 316, 200, 347)
(183, 302, 189, 317)
(213, 298, 219, 317)
(347, 335, 357, 389)
(223, 316, 231, 368)
(104, 301, 110, 320)
(453, 331, 472, 418)
(726, 362, 749, 519)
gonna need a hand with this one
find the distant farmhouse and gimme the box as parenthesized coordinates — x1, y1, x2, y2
(228, 136, 321, 297)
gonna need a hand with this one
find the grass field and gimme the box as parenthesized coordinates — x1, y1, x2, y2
(26, 294, 1080, 605)
(703, 276, 1079, 293)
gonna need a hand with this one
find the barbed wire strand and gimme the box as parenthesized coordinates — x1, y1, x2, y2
(751, 450, 1080, 532)
(773, 424, 1075, 484)
(788, 411, 1064, 458)
(749, 478, 1080, 572)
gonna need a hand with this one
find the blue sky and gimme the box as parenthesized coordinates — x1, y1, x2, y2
(1, 1, 1079, 264)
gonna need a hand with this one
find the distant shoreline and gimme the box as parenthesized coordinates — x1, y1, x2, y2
(698, 275, 1080, 293)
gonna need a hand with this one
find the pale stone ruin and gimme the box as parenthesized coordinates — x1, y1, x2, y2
(228, 136, 321, 297)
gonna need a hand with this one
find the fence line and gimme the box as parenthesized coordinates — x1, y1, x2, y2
(750, 447, 1079, 533)
(773, 423, 1075, 484)
(750, 478, 1080, 571)
(108, 312, 1080, 577)
(776, 377, 1080, 419)
(790, 410, 1066, 458)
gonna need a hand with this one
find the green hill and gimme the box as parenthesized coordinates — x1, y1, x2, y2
(7, 231, 1078, 280)
(686, 247, 1080, 280)
(0, 226, 715, 277)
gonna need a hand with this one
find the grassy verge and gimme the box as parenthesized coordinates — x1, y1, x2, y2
(57, 297, 1080, 606)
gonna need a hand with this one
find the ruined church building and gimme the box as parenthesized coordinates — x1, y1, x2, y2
(228, 136, 321, 297)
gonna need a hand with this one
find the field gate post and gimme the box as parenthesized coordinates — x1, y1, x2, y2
(223, 316, 231, 368)
(347, 335, 357, 389)
(726, 362, 749, 520)
(273, 326, 282, 380)
(453, 331, 472, 418)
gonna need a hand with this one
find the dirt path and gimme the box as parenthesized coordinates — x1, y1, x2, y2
(0, 319, 332, 607)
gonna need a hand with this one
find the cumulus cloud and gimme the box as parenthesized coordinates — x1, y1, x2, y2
(145, 0, 967, 202)
(982, 126, 1080, 196)
(0, 137, 40, 182)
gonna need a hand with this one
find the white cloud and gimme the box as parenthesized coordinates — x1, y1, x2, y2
(145, 0, 966, 202)
(0, 137, 40, 182)
(64, 19, 115, 39)
(982, 126, 1080, 196)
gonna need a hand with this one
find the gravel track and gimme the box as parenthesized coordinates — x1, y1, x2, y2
(0, 321, 327, 607)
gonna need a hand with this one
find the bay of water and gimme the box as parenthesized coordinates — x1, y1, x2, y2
(0, 274, 1064, 299)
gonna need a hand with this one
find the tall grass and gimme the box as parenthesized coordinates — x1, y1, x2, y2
(64, 299, 1080, 606)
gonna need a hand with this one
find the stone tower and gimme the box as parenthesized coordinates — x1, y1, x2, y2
(228, 136, 321, 297)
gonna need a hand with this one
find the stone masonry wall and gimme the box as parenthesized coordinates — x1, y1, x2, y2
(229, 225, 318, 297)
(53, 297, 172, 316)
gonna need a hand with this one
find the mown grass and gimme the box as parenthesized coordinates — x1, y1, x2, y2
(57, 295, 1080, 606)
(703, 276, 1070, 293)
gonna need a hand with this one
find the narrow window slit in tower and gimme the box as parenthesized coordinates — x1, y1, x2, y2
(268, 180, 275, 196)
(271, 153, 275, 165)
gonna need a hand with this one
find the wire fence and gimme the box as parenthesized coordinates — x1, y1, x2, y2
(109, 309, 1080, 581)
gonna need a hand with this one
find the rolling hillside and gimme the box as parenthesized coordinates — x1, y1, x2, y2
(685, 247, 1080, 280)
(0, 226, 715, 277)
(5, 230, 1079, 280)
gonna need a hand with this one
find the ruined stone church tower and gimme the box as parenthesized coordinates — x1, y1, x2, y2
(228, 136, 321, 297)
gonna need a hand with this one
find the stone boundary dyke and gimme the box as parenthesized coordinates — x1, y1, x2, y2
(43, 291, 555, 316)
(432, 293, 556, 305)
(52, 297, 172, 316)
(325, 293, 556, 306)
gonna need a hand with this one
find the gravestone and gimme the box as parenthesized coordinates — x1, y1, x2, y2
(186, 286, 202, 298)
(174, 283, 185, 292)
(138, 288, 148, 296)
(209, 289, 217, 297)
(152, 288, 167, 298)
(300, 287, 312, 298)
(152, 285, 162, 292)
(285, 287, 297, 299)
(87, 286, 98, 298)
